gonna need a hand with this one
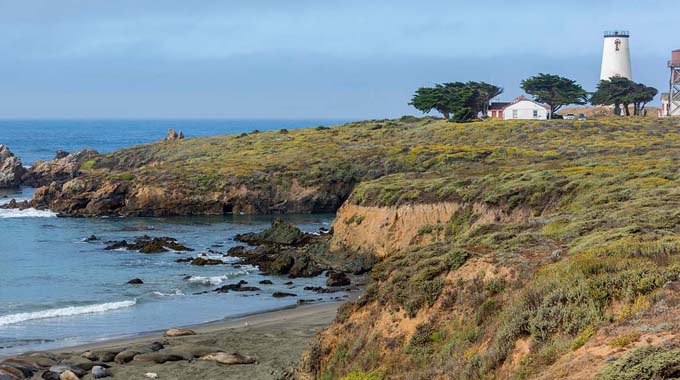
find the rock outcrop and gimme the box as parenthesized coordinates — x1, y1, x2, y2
(22, 149, 99, 187)
(104, 235, 193, 253)
(0, 145, 26, 188)
(29, 175, 349, 217)
(229, 219, 375, 278)
(164, 129, 184, 141)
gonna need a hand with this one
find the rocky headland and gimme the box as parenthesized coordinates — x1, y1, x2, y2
(4, 117, 680, 379)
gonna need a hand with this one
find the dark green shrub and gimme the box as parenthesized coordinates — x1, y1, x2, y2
(598, 346, 680, 380)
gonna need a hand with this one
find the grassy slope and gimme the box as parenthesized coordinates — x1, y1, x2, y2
(73, 116, 680, 378)
(295, 117, 680, 380)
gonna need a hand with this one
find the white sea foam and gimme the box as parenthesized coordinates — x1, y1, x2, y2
(187, 275, 230, 286)
(0, 208, 57, 219)
(186, 265, 259, 286)
(0, 300, 137, 327)
(152, 289, 185, 297)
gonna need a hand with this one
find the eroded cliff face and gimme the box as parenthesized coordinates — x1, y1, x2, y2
(330, 201, 532, 259)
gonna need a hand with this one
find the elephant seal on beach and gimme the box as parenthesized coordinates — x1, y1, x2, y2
(59, 370, 79, 380)
(199, 352, 257, 365)
(0, 367, 23, 379)
(0, 368, 22, 380)
(49, 365, 86, 377)
(92, 366, 113, 379)
(41, 371, 60, 380)
(163, 328, 196, 337)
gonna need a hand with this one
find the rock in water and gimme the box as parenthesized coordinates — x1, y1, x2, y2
(190, 257, 224, 266)
(163, 328, 196, 337)
(127, 278, 144, 284)
(326, 271, 351, 287)
(234, 219, 305, 246)
(199, 352, 257, 365)
(0, 145, 26, 188)
(91, 366, 113, 379)
(272, 292, 297, 298)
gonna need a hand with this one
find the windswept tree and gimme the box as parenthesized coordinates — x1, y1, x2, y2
(591, 76, 658, 116)
(410, 85, 454, 120)
(520, 74, 588, 118)
(629, 83, 658, 116)
(410, 81, 502, 122)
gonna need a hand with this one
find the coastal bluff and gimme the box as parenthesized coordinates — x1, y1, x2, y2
(7, 117, 680, 379)
(18, 116, 675, 218)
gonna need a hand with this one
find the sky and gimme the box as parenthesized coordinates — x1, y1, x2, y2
(0, 0, 678, 119)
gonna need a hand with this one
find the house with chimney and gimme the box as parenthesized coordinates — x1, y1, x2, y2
(487, 96, 551, 120)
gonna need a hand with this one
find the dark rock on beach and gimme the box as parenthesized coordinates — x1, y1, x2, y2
(303, 286, 341, 294)
(259, 280, 273, 285)
(326, 271, 351, 287)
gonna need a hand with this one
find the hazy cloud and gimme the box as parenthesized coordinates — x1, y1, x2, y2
(0, 0, 677, 118)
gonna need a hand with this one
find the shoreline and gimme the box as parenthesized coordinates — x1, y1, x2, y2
(2, 300, 346, 380)
(52, 300, 341, 356)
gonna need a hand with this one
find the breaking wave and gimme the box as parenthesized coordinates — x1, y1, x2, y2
(0, 300, 137, 327)
(186, 265, 259, 286)
(152, 289, 185, 297)
(0, 208, 57, 219)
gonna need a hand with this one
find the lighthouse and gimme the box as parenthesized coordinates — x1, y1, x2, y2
(600, 31, 632, 81)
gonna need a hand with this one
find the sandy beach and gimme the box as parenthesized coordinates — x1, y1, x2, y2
(1, 301, 342, 380)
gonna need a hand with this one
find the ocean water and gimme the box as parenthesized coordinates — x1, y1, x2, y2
(0, 119, 349, 165)
(0, 120, 347, 356)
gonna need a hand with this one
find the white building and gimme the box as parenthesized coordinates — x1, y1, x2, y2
(660, 93, 680, 117)
(488, 96, 551, 120)
(600, 31, 632, 81)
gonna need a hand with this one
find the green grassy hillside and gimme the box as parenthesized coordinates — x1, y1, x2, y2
(293, 117, 680, 380)
(30, 116, 680, 379)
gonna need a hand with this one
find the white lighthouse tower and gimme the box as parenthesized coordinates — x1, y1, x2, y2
(600, 30, 632, 81)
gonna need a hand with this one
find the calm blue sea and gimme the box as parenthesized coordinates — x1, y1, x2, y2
(0, 119, 348, 356)
(0, 119, 349, 165)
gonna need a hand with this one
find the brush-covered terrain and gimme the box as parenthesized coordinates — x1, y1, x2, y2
(295, 117, 680, 380)
(27, 117, 680, 379)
